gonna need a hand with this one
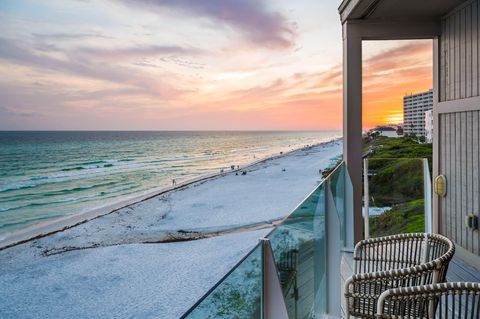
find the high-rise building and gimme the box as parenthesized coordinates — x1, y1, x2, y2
(425, 109, 433, 143)
(403, 89, 433, 136)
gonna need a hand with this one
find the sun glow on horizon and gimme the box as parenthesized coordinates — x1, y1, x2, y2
(362, 40, 433, 130)
(383, 112, 404, 125)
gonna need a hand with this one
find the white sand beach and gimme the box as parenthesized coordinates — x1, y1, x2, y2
(0, 140, 342, 319)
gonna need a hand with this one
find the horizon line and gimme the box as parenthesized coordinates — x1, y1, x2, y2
(0, 129, 343, 132)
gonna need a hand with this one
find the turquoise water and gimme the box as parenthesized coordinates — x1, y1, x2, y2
(0, 131, 340, 235)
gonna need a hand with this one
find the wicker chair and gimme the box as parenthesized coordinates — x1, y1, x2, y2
(376, 282, 480, 318)
(344, 233, 455, 318)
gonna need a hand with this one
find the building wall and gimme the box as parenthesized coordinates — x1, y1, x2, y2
(438, 0, 480, 257)
(425, 110, 433, 143)
(404, 90, 433, 136)
(378, 130, 399, 138)
(439, 110, 479, 256)
(439, 0, 479, 102)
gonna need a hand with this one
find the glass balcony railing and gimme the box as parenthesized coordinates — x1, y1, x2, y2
(329, 163, 348, 245)
(183, 243, 262, 319)
(267, 182, 327, 318)
(363, 158, 432, 238)
(180, 162, 351, 319)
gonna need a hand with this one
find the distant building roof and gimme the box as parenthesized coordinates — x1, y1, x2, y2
(374, 126, 396, 131)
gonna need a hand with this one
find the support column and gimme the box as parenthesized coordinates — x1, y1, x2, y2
(342, 22, 363, 244)
(431, 37, 440, 234)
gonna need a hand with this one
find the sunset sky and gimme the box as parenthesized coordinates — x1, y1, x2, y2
(0, 0, 432, 130)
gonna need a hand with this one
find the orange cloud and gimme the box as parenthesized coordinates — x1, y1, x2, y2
(363, 41, 432, 128)
(186, 70, 343, 130)
(0, 33, 431, 131)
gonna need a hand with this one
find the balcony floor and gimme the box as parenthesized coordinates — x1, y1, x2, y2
(446, 255, 480, 282)
(340, 251, 354, 318)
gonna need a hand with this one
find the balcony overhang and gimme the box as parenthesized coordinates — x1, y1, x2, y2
(339, 0, 467, 24)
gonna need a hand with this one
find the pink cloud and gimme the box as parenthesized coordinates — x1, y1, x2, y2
(117, 0, 296, 49)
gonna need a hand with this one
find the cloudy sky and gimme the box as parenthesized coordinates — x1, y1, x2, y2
(0, 0, 432, 130)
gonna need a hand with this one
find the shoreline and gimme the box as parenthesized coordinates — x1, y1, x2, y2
(0, 138, 341, 250)
(0, 137, 343, 319)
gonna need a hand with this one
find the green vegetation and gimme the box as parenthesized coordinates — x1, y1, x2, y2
(321, 156, 342, 179)
(364, 135, 432, 168)
(368, 158, 423, 206)
(365, 136, 432, 237)
(370, 199, 425, 237)
(318, 136, 432, 236)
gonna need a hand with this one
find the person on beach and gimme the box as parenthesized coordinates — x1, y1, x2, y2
(172, 179, 176, 186)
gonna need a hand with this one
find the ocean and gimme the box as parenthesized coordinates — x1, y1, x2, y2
(0, 131, 340, 235)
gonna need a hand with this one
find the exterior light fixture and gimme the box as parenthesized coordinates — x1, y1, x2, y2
(434, 175, 447, 197)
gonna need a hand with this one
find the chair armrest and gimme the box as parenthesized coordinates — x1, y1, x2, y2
(345, 262, 440, 298)
(353, 233, 428, 273)
(376, 282, 480, 318)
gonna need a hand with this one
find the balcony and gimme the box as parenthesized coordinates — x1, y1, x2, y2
(179, 160, 480, 318)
